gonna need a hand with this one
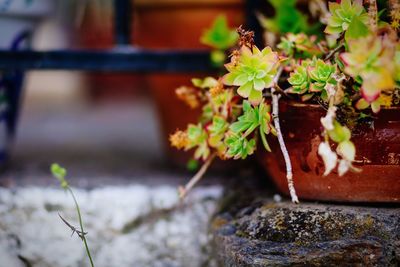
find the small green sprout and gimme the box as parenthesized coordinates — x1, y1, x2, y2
(51, 163, 68, 189)
(51, 163, 95, 267)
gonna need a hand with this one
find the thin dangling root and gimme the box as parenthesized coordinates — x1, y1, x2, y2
(178, 153, 216, 199)
(271, 67, 299, 204)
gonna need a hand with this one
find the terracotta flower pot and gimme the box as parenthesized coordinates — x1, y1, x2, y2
(258, 101, 400, 203)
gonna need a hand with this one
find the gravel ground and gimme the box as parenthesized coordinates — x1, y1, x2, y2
(0, 184, 222, 267)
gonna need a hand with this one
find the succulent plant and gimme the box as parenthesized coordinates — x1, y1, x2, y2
(207, 115, 229, 156)
(225, 133, 256, 160)
(277, 33, 322, 57)
(325, 0, 369, 40)
(230, 100, 276, 152)
(185, 124, 210, 161)
(170, 0, 400, 202)
(288, 60, 310, 94)
(223, 46, 280, 104)
(308, 59, 336, 92)
(288, 59, 336, 100)
(355, 94, 393, 113)
(340, 36, 396, 102)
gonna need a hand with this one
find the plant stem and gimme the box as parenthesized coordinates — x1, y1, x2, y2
(259, 128, 271, 152)
(368, 0, 378, 32)
(179, 153, 216, 199)
(67, 188, 95, 267)
(324, 43, 344, 61)
(271, 67, 299, 203)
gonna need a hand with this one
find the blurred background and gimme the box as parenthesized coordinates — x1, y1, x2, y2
(0, 2, 247, 266)
(6, 1, 394, 267)
(1, 1, 398, 266)
(4, 0, 246, 177)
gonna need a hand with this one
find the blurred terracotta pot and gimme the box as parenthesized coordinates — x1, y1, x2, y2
(145, 73, 202, 164)
(134, 0, 244, 164)
(78, 1, 147, 101)
(258, 101, 400, 203)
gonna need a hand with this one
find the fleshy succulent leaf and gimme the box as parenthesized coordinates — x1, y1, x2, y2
(325, 0, 368, 38)
(225, 133, 256, 159)
(288, 59, 337, 100)
(341, 36, 397, 103)
(344, 14, 369, 41)
(327, 121, 351, 143)
(337, 140, 356, 161)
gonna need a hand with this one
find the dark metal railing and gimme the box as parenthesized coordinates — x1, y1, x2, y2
(0, 49, 214, 72)
(0, 0, 261, 72)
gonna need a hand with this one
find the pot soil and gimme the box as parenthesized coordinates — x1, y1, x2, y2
(258, 101, 400, 203)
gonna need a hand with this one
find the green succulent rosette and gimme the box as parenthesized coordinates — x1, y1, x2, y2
(222, 46, 280, 104)
(325, 0, 369, 41)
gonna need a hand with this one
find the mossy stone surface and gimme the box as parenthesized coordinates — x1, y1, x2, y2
(211, 187, 400, 266)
